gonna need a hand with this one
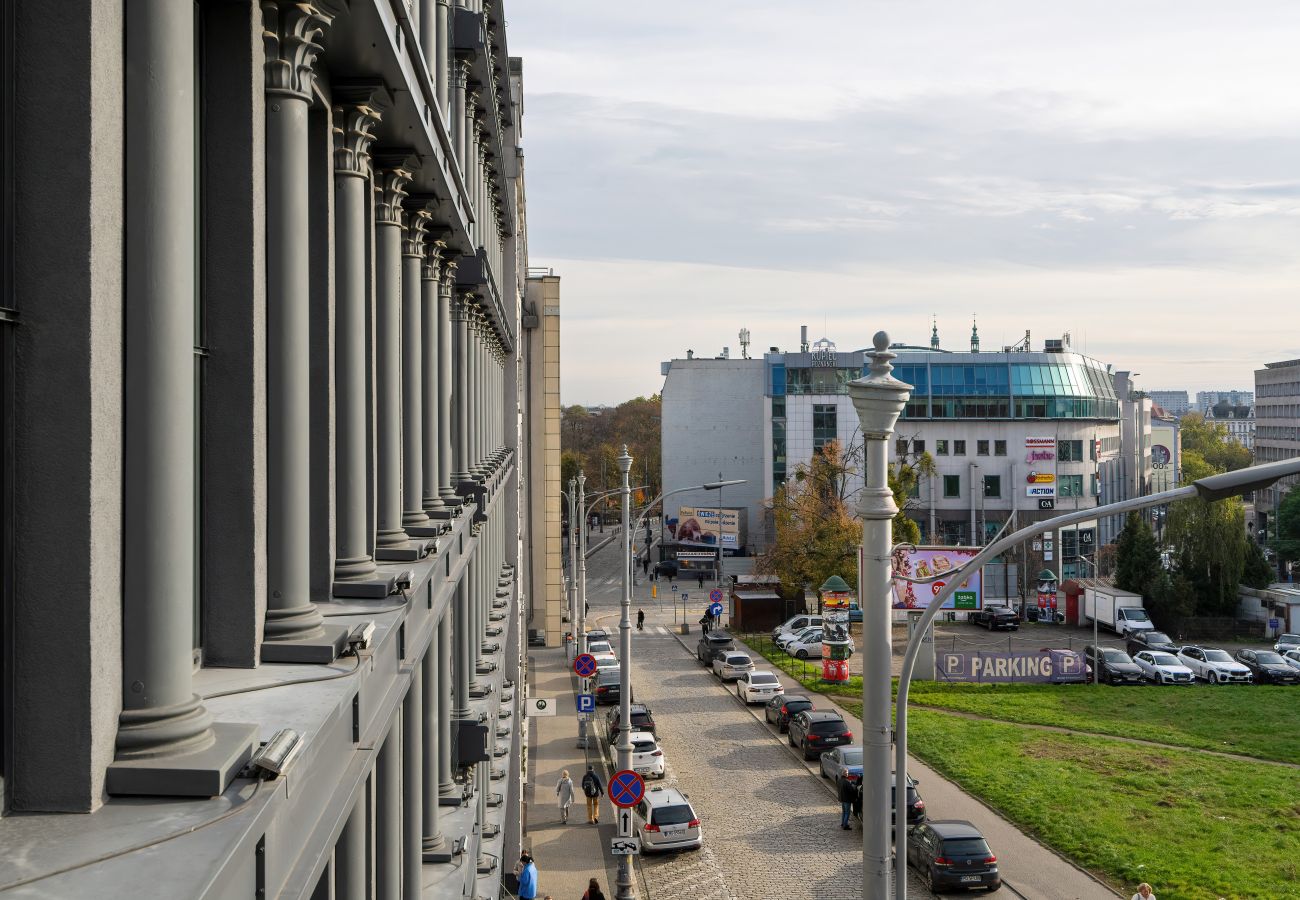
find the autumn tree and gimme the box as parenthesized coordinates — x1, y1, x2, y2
(1180, 412, 1252, 472)
(560, 395, 662, 500)
(1115, 511, 1161, 597)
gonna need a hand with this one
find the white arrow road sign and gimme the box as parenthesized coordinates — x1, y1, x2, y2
(610, 837, 640, 856)
(526, 698, 556, 717)
(617, 806, 633, 837)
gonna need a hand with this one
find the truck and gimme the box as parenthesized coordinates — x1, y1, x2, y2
(1082, 586, 1154, 637)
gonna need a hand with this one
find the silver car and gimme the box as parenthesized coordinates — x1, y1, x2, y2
(634, 786, 702, 853)
(712, 651, 754, 681)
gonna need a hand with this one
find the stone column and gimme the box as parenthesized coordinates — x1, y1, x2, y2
(331, 85, 397, 597)
(453, 577, 473, 718)
(436, 0, 451, 120)
(421, 233, 448, 518)
(450, 61, 468, 168)
(261, 0, 347, 661)
(400, 202, 437, 537)
(377, 717, 402, 900)
(335, 787, 368, 897)
(437, 613, 456, 796)
(109, 0, 256, 797)
(402, 662, 422, 900)
(452, 293, 475, 497)
(421, 636, 449, 858)
(419, 0, 436, 78)
(374, 154, 428, 561)
(437, 259, 462, 511)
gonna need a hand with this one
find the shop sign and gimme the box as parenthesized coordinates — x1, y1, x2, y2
(1026, 471, 1056, 484)
(1025, 436, 1055, 448)
(1026, 448, 1056, 462)
(1026, 485, 1056, 497)
(890, 546, 981, 610)
(940, 650, 1085, 683)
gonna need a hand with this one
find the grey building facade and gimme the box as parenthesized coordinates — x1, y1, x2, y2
(1, 2, 537, 898)
(1149, 390, 1191, 417)
(1256, 358, 1300, 544)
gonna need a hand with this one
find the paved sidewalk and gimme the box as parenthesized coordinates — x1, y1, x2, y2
(524, 645, 629, 900)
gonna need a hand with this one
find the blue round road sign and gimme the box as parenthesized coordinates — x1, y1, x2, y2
(708, 602, 723, 617)
(609, 769, 645, 808)
(574, 653, 598, 678)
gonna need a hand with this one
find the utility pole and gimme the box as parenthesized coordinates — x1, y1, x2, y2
(615, 446, 636, 900)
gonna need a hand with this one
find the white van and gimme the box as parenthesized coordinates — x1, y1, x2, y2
(773, 614, 824, 642)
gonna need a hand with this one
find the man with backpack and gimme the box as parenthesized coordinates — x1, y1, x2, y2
(581, 765, 604, 825)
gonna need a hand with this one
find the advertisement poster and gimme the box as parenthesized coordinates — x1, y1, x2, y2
(1037, 585, 1058, 621)
(670, 506, 740, 547)
(939, 650, 1086, 683)
(890, 546, 981, 610)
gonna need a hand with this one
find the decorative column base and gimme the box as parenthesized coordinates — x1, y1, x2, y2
(423, 834, 460, 864)
(404, 522, 448, 538)
(262, 624, 350, 664)
(375, 537, 435, 562)
(107, 721, 258, 797)
(333, 571, 400, 599)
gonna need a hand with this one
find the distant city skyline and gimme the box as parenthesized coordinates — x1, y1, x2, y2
(507, 2, 1300, 405)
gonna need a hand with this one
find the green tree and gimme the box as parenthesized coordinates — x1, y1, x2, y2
(1115, 511, 1161, 597)
(888, 458, 923, 546)
(1242, 540, 1275, 590)
(1145, 570, 1197, 631)
(1275, 484, 1300, 564)
(1180, 412, 1252, 472)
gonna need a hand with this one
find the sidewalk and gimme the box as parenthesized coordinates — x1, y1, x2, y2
(524, 645, 630, 900)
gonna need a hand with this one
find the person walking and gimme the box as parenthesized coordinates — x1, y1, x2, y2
(581, 764, 604, 825)
(838, 776, 856, 829)
(637, 609, 645, 631)
(581, 877, 608, 900)
(515, 853, 538, 900)
(697, 571, 705, 589)
(1130, 884, 1156, 900)
(555, 770, 575, 824)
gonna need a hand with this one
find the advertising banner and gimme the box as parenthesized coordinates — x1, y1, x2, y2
(939, 650, 1086, 683)
(671, 506, 740, 547)
(890, 546, 981, 610)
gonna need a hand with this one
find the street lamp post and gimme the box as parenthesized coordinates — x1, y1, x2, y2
(576, 470, 588, 750)
(615, 446, 635, 900)
(847, 332, 912, 900)
(565, 478, 578, 658)
(887, 457, 1300, 900)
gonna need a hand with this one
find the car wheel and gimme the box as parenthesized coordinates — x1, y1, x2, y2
(926, 867, 937, 892)
(795, 650, 808, 660)
(788, 733, 796, 747)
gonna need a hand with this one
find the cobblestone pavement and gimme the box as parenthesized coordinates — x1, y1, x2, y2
(591, 621, 934, 900)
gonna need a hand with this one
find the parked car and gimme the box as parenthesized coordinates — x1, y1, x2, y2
(593, 654, 619, 674)
(971, 605, 1021, 631)
(1177, 645, 1253, 684)
(633, 786, 701, 853)
(847, 603, 864, 624)
(1281, 649, 1300, 672)
(1235, 648, 1300, 685)
(853, 773, 927, 828)
(736, 671, 784, 704)
(764, 694, 815, 732)
(1083, 645, 1145, 685)
(593, 668, 621, 705)
(712, 651, 754, 681)
(907, 820, 1000, 893)
(628, 731, 666, 780)
(696, 631, 735, 665)
(1274, 633, 1300, 654)
(586, 640, 615, 657)
(1132, 650, 1196, 684)
(819, 745, 864, 784)
(606, 703, 656, 740)
(786, 632, 827, 660)
(654, 560, 679, 579)
(772, 614, 824, 641)
(788, 710, 853, 759)
(1126, 630, 1180, 657)
(776, 625, 822, 650)
(586, 629, 610, 644)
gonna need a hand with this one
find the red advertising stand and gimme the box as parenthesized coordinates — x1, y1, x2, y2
(819, 575, 853, 683)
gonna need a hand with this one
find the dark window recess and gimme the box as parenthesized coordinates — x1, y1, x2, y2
(977, 440, 989, 456)
(953, 440, 966, 455)
(943, 475, 961, 498)
(936, 440, 948, 456)
(813, 404, 837, 451)
(983, 475, 1000, 498)
(994, 440, 1007, 456)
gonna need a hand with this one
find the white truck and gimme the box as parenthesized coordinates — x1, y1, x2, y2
(1082, 586, 1154, 637)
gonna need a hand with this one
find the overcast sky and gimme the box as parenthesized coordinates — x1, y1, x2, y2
(507, 1, 1300, 406)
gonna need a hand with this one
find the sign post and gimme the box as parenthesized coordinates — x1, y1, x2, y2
(573, 653, 598, 679)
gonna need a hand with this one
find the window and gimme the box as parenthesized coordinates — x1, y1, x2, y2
(771, 396, 785, 419)
(772, 421, 786, 490)
(1090, 473, 1099, 496)
(982, 475, 1000, 498)
(896, 439, 908, 457)
(1089, 438, 1097, 461)
(977, 440, 989, 456)
(953, 440, 966, 456)
(936, 440, 949, 456)
(913, 439, 925, 455)
(812, 404, 837, 452)
(943, 475, 961, 498)
(770, 363, 786, 396)
(994, 440, 1007, 456)
(1058, 474, 1084, 497)
(908, 479, 920, 499)
(1057, 440, 1084, 462)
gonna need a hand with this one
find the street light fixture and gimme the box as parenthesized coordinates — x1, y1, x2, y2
(615, 446, 635, 900)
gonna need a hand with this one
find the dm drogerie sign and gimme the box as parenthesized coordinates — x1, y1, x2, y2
(940, 650, 1086, 684)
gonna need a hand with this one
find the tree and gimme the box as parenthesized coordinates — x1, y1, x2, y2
(1275, 484, 1300, 564)
(1146, 570, 1197, 631)
(1115, 511, 1161, 597)
(888, 458, 923, 546)
(1242, 540, 1275, 590)
(1180, 412, 1252, 472)
(560, 396, 663, 500)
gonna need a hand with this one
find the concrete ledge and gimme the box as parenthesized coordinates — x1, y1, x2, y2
(105, 722, 258, 798)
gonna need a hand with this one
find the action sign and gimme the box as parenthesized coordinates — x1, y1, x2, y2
(608, 769, 645, 809)
(709, 588, 723, 603)
(610, 836, 641, 856)
(573, 653, 598, 678)
(576, 693, 596, 714)
(526, 698, 556, 717)
(708, 602, 723, 618)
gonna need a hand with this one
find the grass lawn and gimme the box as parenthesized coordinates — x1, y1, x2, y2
(906, 709, 1300, 900)
(738, 632, 861, 697)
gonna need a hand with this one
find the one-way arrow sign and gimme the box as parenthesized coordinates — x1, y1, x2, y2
(618, 806, 633, 837)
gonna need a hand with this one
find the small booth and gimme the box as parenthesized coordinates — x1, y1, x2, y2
(729, 575, 785, 633)
(819, 575, 854, 683)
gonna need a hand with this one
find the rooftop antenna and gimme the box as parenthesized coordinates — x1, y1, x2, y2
(739, 327, 751, 359)
(930, 315, 940, 350)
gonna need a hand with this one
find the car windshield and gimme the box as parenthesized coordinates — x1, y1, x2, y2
(1281, 634, 1300, 643)
(941, 838, 992, 857)
(588, 642, 612, 654)
(1150, 653, 1180, 665)
(841, 748, 864, 765)
(751, 673, 779, 684)
(1125, 609, 1151, 621)
(650, 805, 695, 826)
(810, 719, 847, 734)
(1256, 651, 1286, 665)
(726, 655, 750, 665)
(1146, 632, 1171, 644)
(1204, 649, 1234, 663)
(1102, 649, 1131, 663)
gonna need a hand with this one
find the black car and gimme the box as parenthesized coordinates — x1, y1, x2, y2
(654, 560, 678, 578)
(764, 694, 815, 733)
(1083, 645, 1145, 685)
(787, 710, 852, 760)
(586, 628, 610, 644)
(606, 703, 656, 740)
(970, 605, 1020, 631)
(1235, 648, 1300, 685)
(1127, 630, 1179, 657)
(696, 631, 735, 665)
(907, 820, 1001, 893)
(852, 773, 927, 828)
(593, 668, 622, 705)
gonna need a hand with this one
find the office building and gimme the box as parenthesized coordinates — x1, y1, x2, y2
(1, 3, 542, 898)
(1149, 391, 1191, 417)
(1256, 358, 1300, 539)
(1196, 389, 1254, 412)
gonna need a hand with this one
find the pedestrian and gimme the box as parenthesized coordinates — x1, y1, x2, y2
(1131, 884, 1155, 900)
(699, 614, 710, 634)
(637, 609, 645, 631)
(697, 572, 705, 589)
(555, 770, 574, 824)
(581, 764, 604, 825)
(581, 877, 608, 900)
(585, 601, 589, 618)
(515, 853, 538, 900)
(838, 776, 856, 829)
(642, 556, 650, 576)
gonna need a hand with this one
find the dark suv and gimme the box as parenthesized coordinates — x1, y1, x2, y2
(971, 605, 1020, 631)
(787, 710, 852, 759)
(852, 773, 927, 828)
(606, 703, 656, 740)
(1126, 630, 1178, 657)
(696, 631, 735, 665)
(1235, 648, 1300, 685)
(1083, 645, 1145, 685)
(764, 694, 815, 733)
(907, 820, 1000, 892)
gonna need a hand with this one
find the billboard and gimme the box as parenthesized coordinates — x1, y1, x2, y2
(890, 546, 981, 610)
(939, 650, 1086, 683)
(672, 506, 740, 548)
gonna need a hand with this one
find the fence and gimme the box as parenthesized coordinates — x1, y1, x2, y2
(1168, 617, 1260, 642)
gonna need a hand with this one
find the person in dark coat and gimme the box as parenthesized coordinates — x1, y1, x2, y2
(839, 777, 857, 829)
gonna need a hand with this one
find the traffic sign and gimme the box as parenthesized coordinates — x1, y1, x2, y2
(671, 584, 678, 593)
(526, 698, 556, 717)
(709, 588, 723, 603)
(574, 653, 597, 678)
(617, 805, 634, 837)
(708, 602, 723, 618)
(577, 693, 595, 714)
(608, 770, 645, 809)
(610, 836, 641, 855)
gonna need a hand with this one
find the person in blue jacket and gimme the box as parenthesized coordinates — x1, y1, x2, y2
(515, 852, 538, 900)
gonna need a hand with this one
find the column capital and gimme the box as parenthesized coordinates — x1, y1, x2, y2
(332, 81, 390, 176)
(403, 205, 432, 258)
(373, 152, 420, 226)
(262, 1, 333, 100)
(450, 60, 470, 90)
(422, 235, 449, 280)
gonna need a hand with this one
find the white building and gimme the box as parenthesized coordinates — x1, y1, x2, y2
(1205, 404, 1255, 451)
(1256, 358, 1300, 540)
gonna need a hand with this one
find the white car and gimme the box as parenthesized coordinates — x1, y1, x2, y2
(777, 626, 821, 651)
(772, 614, 824, 641)
(1177, 646, 1252, 684)
(1132, 650, 1195, 684)
(1275, 633, 1300, 654)
(634, 786, 702, 853)
(628, 731, 666, 780)
(587, 640, 615, 657)
(1282, 649, 1300, 671)
(786, 632, 827, 660)
(592, 654, 619, 674)
(736, 671, 784, 704)
(712, 651, 754, 681)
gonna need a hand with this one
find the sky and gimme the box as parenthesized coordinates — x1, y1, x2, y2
(506, 1, 1300, 406)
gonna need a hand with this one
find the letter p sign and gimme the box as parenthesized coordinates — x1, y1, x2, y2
(944, 654, 963, 675)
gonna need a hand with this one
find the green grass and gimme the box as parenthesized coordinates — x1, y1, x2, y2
(738, 633, 861, 697)
(907, 709, 1300, 900)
